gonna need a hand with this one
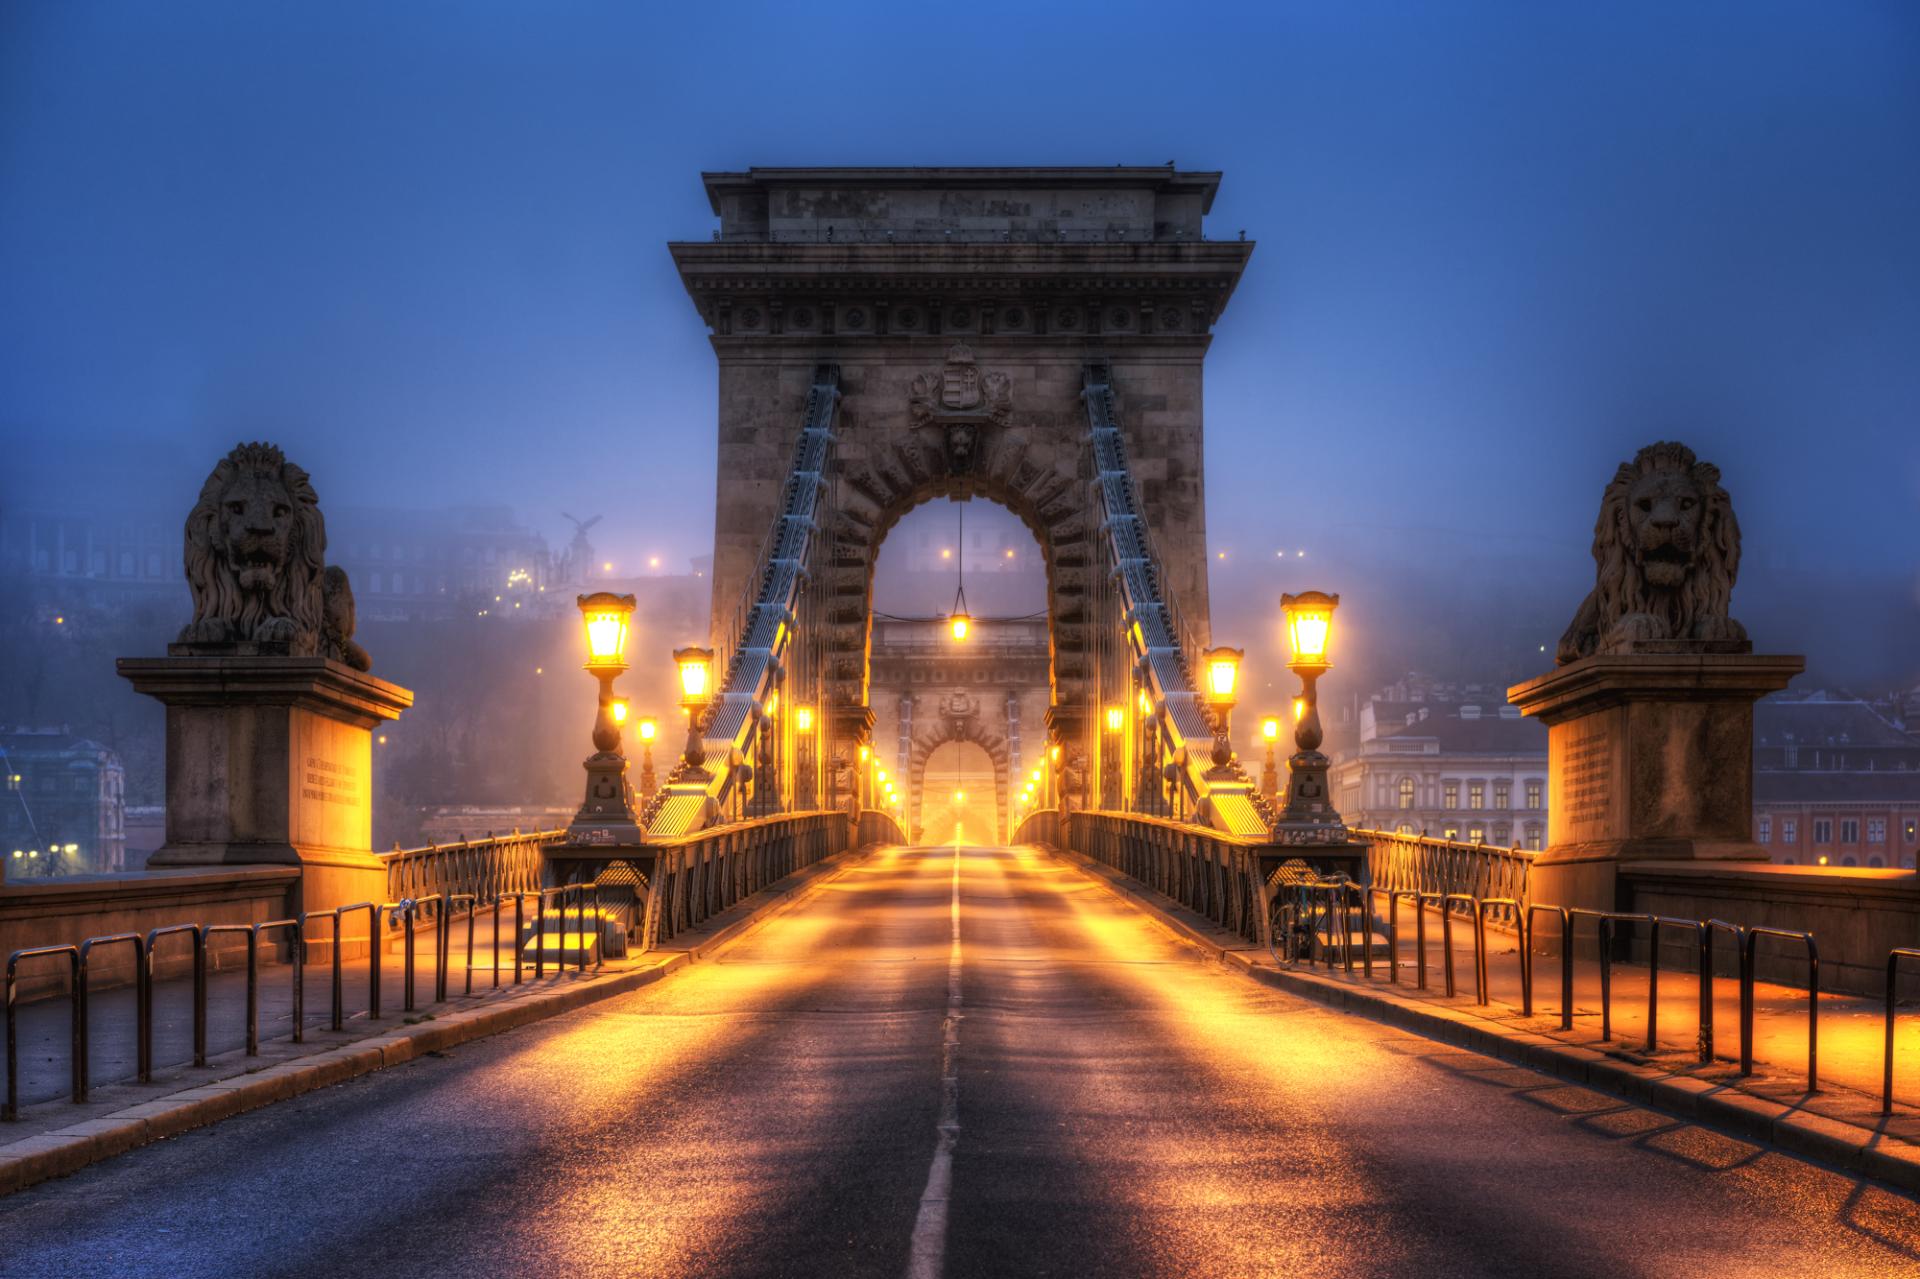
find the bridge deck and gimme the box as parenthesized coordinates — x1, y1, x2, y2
(1, 844, 1913, 1276)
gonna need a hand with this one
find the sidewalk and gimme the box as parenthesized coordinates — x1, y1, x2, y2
(1351, 902, 1920, 1140)
(1046, 847, 1920, 1190)
(4, 911, 562, 1111)
(1, 847, 869, 1189)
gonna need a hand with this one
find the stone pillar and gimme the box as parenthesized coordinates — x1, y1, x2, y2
(119, 653, 412, 914)
(1507, 651, 1802, 914)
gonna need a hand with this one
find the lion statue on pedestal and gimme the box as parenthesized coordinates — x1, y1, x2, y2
(177, 442, 371, 670)
(1556, 441, 1745, 665)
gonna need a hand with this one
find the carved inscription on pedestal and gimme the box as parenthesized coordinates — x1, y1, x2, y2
(301, 756, 362, 807)
(1560, 728, 1610, 827)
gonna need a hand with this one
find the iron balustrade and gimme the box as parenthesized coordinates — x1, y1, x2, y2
(1884, 949, 1920, 1115)
(640, 811, 848, 948)
(200, 924, 259, 1056)
(1066, 811, 1275, 945)
(76, 933, 149, 1095)
(4, 946, 79, 1120)
(1474, 899, 1524, 1008)
(382, 829, 558, 906)
(1522, 904, 1572, 1027)
(4, 887, 590, 1118)
(144, 924, 206, 1066)
(1741, 926, 1819, 1091)
(1361, 829, 1534, 927)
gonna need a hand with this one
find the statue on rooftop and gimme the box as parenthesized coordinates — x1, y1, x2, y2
(1556, 441, 1746, 665)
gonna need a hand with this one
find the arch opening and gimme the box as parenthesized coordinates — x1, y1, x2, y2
(917, 740, 1001, 845)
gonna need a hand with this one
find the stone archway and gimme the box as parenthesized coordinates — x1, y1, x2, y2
(823, 342, 1096, 719)
(908, 690, 1012, 841)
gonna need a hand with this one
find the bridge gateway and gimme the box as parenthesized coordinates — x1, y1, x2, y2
(669, 167, 1251, 807)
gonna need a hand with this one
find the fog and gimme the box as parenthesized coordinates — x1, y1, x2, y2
(3, 3, 1917, 850)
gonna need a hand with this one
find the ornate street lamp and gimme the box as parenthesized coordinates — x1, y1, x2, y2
(794, 704, 816, 809)
(1276, 591, 1348, 840)
(674, 645, 715, 775)
(637, 715, 658, 801)
(1260, 716, 1281, 798)
(1201, 645, 1243, 771)
(565, 592, 643, 848)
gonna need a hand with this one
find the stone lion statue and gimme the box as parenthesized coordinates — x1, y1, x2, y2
(178, 442, 371, 668)
(1556, 441, 1745, 664)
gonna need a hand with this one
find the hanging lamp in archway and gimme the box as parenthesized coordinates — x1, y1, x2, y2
(948, 498, 972, 641)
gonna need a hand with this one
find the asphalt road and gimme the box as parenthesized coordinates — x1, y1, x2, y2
(2, 844, 1916, 1279)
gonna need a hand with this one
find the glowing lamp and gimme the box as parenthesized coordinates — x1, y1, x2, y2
(1105, 705, 1124, 733)
(950, 611, 971, 641)
(1030, 768, 1042, 785)
(877, 769, 888, 785)
(764, 690, 779, 718)
(1281, 591, 1338, 668)
(578, 592, 636, 670)
(638, 717, 658, 742)
(1137, 690, 1152, 716)
(953, 790, 965, 804)
(795, 706, 814, 733)
(1202, 646, 1243, 705)
(674, 646, 715, 708)
(1049, 745, 1061, 764)
(1262, 717, 1280, 741)
(858, 744, 870, 762)
(611, 699, 630, 724)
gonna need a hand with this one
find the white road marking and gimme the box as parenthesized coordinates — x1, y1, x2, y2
(905, 844, 963, 1279)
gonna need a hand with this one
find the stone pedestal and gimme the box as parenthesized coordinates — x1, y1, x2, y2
(118, 651, 413, 914)
(1507, 650, 1802, 914)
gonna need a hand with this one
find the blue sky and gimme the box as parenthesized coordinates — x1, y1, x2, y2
(4, 1, 1917, 681)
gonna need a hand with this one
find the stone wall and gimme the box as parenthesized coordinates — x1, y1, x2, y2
(1624, 860, 1920, 997)
(0, 866, 300, 999)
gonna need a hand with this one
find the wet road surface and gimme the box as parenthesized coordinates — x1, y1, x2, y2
(1, 844, 1915, 1279)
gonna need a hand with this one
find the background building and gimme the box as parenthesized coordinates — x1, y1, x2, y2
(328, 505, 558, 622)
(1, 726, 127, 875)
(1331, 674, 1548, 849)
(1753, 692, 1920, 869)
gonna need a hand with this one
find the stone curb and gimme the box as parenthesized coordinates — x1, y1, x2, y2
(0, 845, 874, 1198)
(1044, 846, 1920, 1198)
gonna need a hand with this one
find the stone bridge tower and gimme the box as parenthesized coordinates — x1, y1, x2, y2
(670, 166, 1253, 751)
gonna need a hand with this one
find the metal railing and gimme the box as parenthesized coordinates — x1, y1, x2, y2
(640, 811, 848, 948)
(3, 887, 610, 1120)
(382, 829, 559, 905)
(1360, 829, 1535, 926)
(1067, 810, 1272, 944)
(1269, 877, 1841, 1093)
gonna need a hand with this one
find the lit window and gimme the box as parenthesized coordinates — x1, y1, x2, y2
(1525, 780, 1543, 810)
(1397, 776, 1415, 810)
(1468, 782, 1485, 810)
(1493, 781, 1510, 809)
(1468, 825, 1485, 843)
(1443, 781, 1459, 810)
(1524, 825, 1543, 851)
(1443, 827, 1459, 841)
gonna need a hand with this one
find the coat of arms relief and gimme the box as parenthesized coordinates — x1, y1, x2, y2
(908, 343, 1013, 478)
